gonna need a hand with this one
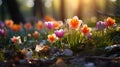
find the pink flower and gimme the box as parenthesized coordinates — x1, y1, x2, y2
(0, 29, 5, 36)
(45, 22, 54, 30)
(54, 29, 65, 38)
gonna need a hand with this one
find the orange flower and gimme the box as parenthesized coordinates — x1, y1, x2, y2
(11, 36, 17, 43)
(11, 24, 22, 32)
(36, 21, 43, 30)
(81, 24, 91, 35)
(24, 22, 32, 30)
(67, 16, 82, 29)
(44, 16, 55, 21)
(53, 21, 60, 29)
(11, 36, 22, 44)
(33, 31, 39, 38)
(47, 34, 58, 43)
(105, 17, 115, 27)
(5, 20, 14, 28)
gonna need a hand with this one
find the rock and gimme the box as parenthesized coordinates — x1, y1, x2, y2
(84, 62, 95, 67)
(63, 49, 73, 56)
(26, 49, 33, 59)
(55, 58, 68, 67)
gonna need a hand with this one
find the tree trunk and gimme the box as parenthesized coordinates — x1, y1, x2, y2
(6, 0, 25, 24)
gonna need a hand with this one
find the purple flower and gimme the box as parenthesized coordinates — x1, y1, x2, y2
(45, 22, 54, 30)
(96, 21, 106, 30)
(54, 29, 65, 38)
(0, 29, 5, 36)
(86, 33, 92, 39)
(0, 21, 4, 28)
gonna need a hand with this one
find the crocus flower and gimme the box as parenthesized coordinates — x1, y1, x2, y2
(24, 22, 32, 30)
(11, 24, 22, 32)
(96, 21, 106, 30)
(47, 34, 58, 43)
(0, 29, 5, 36)
(44, 16, 55, 21)
(45, 22, 54, 30)
(86, 33, 92, 39)
(5, 20, 14, 28)
(81, 24, 91, 35)
(54, 29, 65, 38)
(36, 21, 43, 30)
(105, 17, 115, 27)
(11, 36, 22, 44)
(0, 21, 4, 28)
(33, 31, 39, 38)
(53, 21, 60, 29)
(67, 16, 82, 29)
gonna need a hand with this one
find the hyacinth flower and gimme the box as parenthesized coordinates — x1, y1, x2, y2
(105, 17, 116, 27)
(67, 16, 82, 30)
(96, 21, 106, 30)
(11, 36, 22, 44)
(81, 24, 91, 35)
(47, 34, 58, 46)
(45, 21, 54, 30)
(0, 29, 6, 36)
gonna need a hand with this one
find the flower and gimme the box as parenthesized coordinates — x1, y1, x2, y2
(11, 36, 22, 44)
(33, 31, 39, 38)
(54, 29, 65, 38)
(86, 33, 92, 39)
(24, 22, 32, 30)
(96, 21, 106, 30)
(105, 17, 115, 27)
(0, 21, 4, 28)
(44, 16, 55, 21)
(0, 29, 5, 36)
(27, 33, 32, 37)
(36, 21, 43, 30)
(45, 22, 54, 30)
(47, 34, 58, 43)
(81, 24, 91, 35)
(67, 16, 82, 29)
(11, 24, 22, 32)
(5, 20, 14, 28)
(53, 21, 60, 29)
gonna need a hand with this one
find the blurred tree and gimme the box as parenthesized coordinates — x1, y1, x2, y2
(5, 0, 25, 24)
(33, 0, 44, 19)
(60, 0, 65, 21)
